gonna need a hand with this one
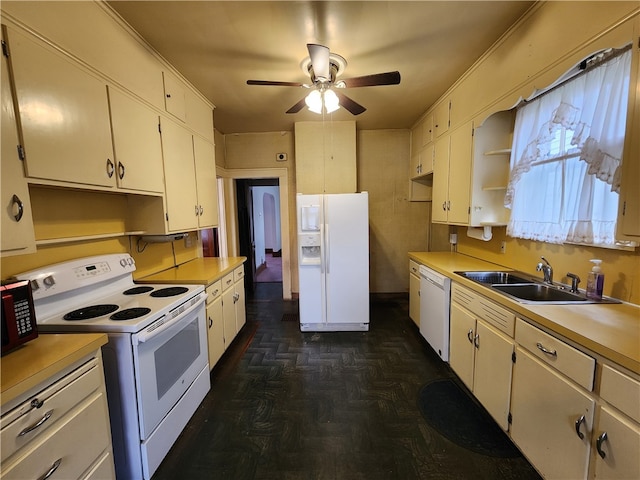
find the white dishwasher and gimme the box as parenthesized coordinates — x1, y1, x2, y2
(419, 265, 451, 361)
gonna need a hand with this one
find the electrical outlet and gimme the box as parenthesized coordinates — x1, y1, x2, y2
(184, 234, 193, 248)
(449, 233, 458, 245)
(500, 241, 507, 254)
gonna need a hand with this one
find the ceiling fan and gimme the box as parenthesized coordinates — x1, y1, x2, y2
(246, 44, 401, 115)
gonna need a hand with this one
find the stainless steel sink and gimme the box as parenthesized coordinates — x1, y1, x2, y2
(454, 270, 621, 304)
(492, 283, 588, 303)
(455, 271, 534, 285)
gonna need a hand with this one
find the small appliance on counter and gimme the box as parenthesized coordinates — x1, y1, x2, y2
(1, 280, 38, 355)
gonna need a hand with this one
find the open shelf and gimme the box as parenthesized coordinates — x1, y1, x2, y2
(484, 148, 512, 156)
(482, 185, 507, 191)
(36, 231, 145, 246)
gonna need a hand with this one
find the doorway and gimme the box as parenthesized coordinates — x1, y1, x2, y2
(236, 178, 283, 292)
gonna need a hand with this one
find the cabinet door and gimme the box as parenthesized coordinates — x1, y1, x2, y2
(6, 26, 114, 187)
(193, 136, 219, 228)
(511, 347, 594, 480)
(162, 71, 186, 121)
(234, 280, 246, 333)
(1, 30, 35, 256)
(593, 405, 640, 479)
(449, 303, 476, 391)
(222, 288, 237, 349)
(206, 297, 224, 370)
(409, 272, 420, 326)
(473, 320, 514, 431)
(432, 135, 450, 223)
(447, 123, 472, 225)
(160, 117, 198, 232)
(433, 100, 450, 137)
(617, 38, 640, 239)
(107, 87, 164, 193)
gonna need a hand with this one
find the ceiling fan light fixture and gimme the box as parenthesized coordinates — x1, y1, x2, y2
(305, 89, 323, 113)
(324, 89, 340, 113)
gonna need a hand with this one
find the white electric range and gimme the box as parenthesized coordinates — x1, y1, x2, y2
(15, 254, 209, 480)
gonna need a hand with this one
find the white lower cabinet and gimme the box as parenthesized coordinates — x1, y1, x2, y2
(511, 346, 595, 480)
(409, 260, 420, 327)
(1, 354, 115, 480)
(221, 266, 246, 350)
(449, 302, 514, 430)
(205, 280, 224, 370)
(592, 405, 640, 479)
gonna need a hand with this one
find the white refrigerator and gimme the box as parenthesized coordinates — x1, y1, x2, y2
(297, 192, 369, 331)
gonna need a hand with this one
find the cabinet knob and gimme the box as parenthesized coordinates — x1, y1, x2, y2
(11, 194, 24, 222)
(596, 431, 608, 458)
(106, 158, 115, 178)
(574, 414, 586, 440)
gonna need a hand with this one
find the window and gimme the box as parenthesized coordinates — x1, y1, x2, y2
(505, 46, 633, 248)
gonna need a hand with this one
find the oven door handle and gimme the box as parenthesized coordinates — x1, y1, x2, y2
(133, 294, 206, 345)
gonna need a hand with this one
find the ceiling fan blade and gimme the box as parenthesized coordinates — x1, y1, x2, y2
(307, 43, 330, 81)
(286, 97, 307, 114)
(334, 91, 366, 115)
(247, 80, 305, 87)
(340, 71, 401, 88)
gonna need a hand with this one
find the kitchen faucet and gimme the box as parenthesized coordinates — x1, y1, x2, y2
(536, 256, 553, 284)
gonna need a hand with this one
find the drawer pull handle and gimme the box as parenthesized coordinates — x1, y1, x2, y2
(37, 458, 61, 480)
(467, 329, 474, 344)
(536, 342, 557, 357)
(574, 414, 586, 439)
(18, 409, 53, 437)
(474, 333, 480, 349)
(596, 431, 608, 458)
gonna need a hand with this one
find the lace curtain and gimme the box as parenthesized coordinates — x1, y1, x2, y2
(505, 47, 632, 246)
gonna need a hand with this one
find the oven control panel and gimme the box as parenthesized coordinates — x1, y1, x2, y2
(14, 254, 136, 301)
(74, 261, 112, 279)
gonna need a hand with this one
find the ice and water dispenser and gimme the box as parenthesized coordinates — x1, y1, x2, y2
(299, 204, 321, 265)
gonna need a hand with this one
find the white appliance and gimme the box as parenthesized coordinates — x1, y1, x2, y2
(297, 192, 369, 331)
(14, 254, 209, 480)
(419, 265, 451, 361)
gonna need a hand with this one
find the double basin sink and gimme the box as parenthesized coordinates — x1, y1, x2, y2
(454, 271, 620, 304)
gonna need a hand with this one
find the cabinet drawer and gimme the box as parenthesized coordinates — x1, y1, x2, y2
(205, 280, 222, 304)
(234, 265, 245, 283)
(1, 358, 101, 462)
(515, 318, 595, 391)
(409, 260, 420, 277)
(221, 272, 234, 291)
(451, 283, 515, 336)
(1, 391, 111, 480)
(600, 364, 640, 423)
(81, 450, 116, 480)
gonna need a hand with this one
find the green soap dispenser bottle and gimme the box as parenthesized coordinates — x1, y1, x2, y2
(586, 259, 604, 300)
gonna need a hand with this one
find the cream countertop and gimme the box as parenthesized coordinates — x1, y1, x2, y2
(1, 333, 108, 407)
(135, 257, 247, 286)
(409, 252, 640, 375)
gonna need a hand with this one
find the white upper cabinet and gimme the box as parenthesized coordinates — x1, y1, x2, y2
(1, 29, 35, 256)
(433, 99, 451, 138)
(160, 117, 198, 232)
(5, 25, 115, 188)
(193, 136, 219, 228)
(162, 71, 187, 122)
(107, 87, 164, 194)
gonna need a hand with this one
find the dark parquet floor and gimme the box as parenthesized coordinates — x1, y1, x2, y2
(152, 283, 542, 480)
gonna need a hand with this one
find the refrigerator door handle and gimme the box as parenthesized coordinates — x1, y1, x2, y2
(325, 223, 330, 274)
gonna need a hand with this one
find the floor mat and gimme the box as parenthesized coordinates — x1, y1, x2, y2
(418, 378, 520, 458)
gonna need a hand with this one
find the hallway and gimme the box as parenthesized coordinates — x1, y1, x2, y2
(255, 252, 282, 283)
(152, 284, 540, 480)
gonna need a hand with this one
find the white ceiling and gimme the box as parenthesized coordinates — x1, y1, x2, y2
(107, 1, 535, 134)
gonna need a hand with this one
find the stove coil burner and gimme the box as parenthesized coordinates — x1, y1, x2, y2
(110, 307, 152, 321)
(64, 304, 119, 321)
(123, 286, 154, 295)
(150, 287, 189, 298)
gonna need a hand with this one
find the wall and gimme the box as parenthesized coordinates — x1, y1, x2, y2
(358, 130, 430, 293)
(223, 128, 430, 294)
